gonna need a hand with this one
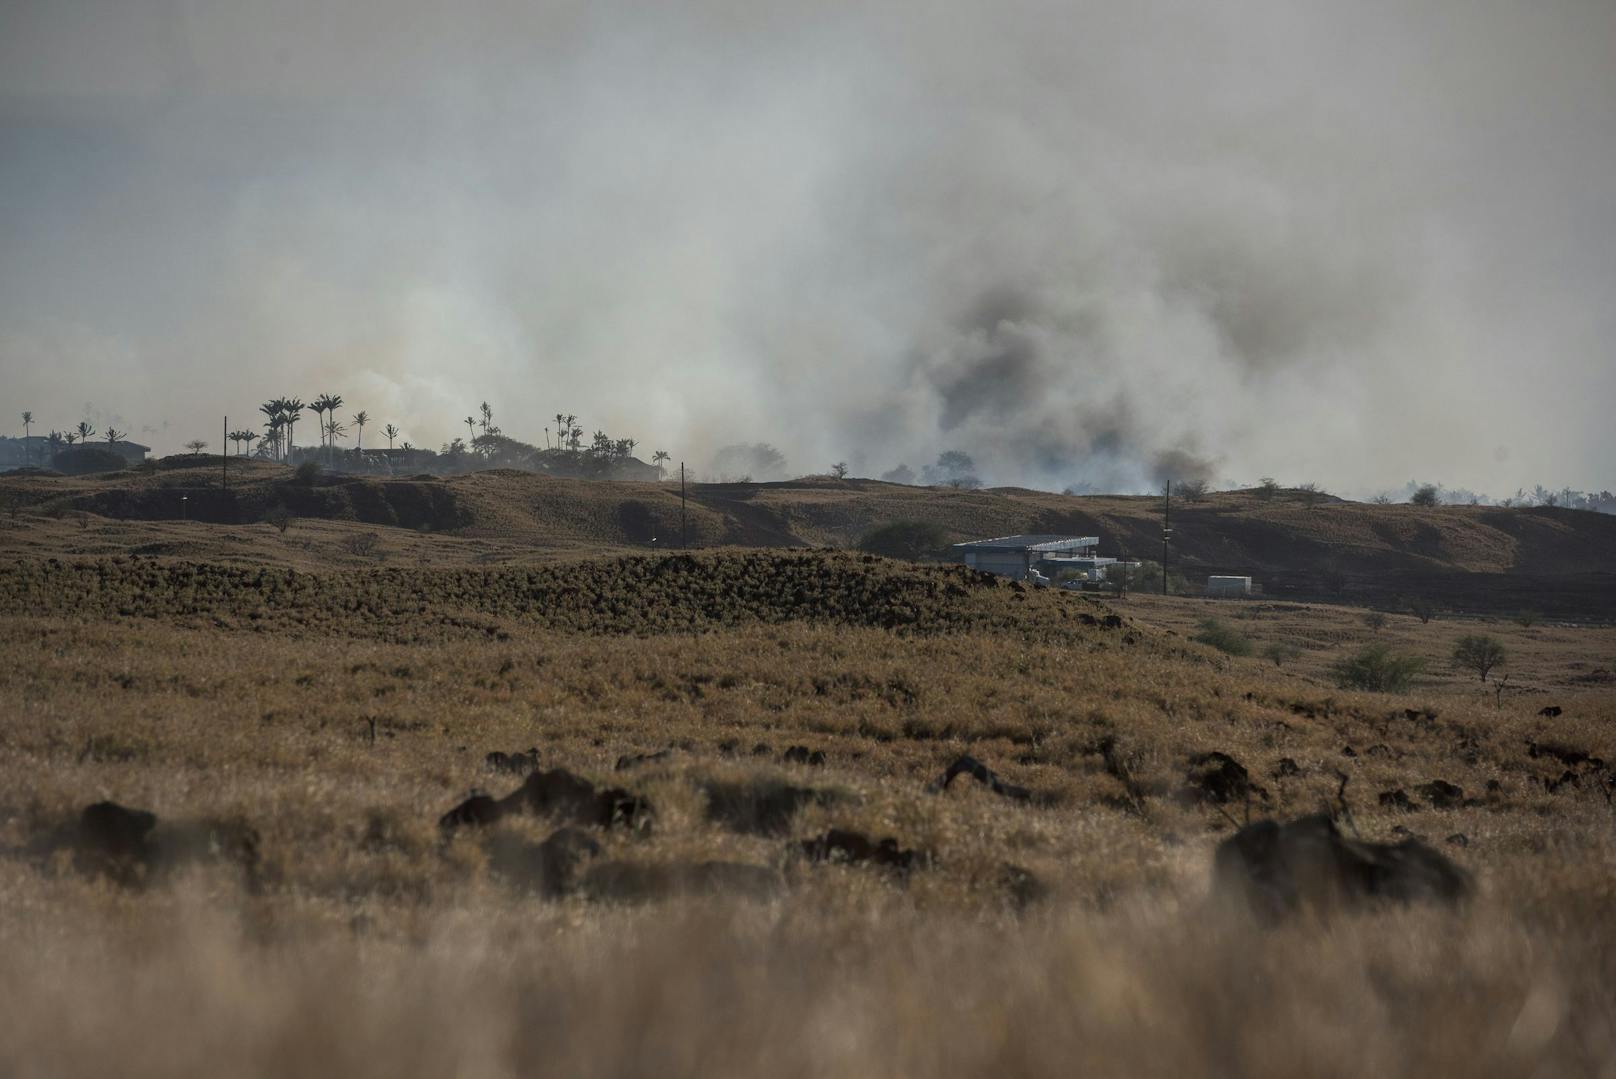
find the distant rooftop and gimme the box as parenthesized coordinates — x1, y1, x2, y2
(951, 534, 1099, 552)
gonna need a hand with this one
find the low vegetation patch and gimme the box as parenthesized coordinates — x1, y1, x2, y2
(1330, 643, 1427, 692)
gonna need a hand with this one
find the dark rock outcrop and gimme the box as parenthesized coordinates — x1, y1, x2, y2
(439, 768, 655, 835)
(927, 754, 1032, 803)
(800, 828, 930, 872)
(1213, 814, 1472, 922)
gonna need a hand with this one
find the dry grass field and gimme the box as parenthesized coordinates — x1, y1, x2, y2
(2, 477, 1615, 1076)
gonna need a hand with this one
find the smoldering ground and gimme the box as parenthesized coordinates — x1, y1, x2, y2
(2, 1, 1613, 492)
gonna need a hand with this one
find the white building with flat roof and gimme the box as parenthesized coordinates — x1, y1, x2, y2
(952, 534, 1120, 583)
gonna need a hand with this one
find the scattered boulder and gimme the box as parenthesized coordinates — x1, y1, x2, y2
(439, 768, 655, 835)
(781, 746, 827, 767)
(487, 827, 601, 897)
(1378, 789, 1418, 812)
(1414, 780, 1464, 809)
(703, 779, 841, 836)
(74, 801, 157, 883)
(1002, 864, 1051, 909)
(927, 754, 1032, 803)
(60, 801, 261, 889)
(1445, 833, 1470, 848)
(1213, 814, 1472, 922)
(1101, 614, 1124, 629)
(800, 828, 930, 872)
(614, 749, 673, 771)
(1271, 758, 1301, 780)
(1538, 705, 1563, 718)
(485, 748, 540, 775)
(1527, 741, 1604, 771)
(1185, 751, 1266, 806)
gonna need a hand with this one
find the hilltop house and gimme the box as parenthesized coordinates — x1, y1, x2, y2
(952, 534, 1122, 585)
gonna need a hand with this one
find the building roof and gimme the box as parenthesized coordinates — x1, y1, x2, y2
(951, 534, 1100, 553)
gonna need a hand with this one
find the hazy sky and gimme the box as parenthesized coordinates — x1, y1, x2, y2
(2, 0, 1613, 493)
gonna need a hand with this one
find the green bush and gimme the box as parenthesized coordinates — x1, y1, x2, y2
(1263, 641, 1302, 667)
(1193, 618, 1253, 657)
(1330, 644, 1426, 692)
(294, 461, 322, 486)
(857, 520, 950, 562)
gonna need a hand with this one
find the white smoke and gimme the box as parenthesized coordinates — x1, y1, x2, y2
(2, 0, 1613, 493)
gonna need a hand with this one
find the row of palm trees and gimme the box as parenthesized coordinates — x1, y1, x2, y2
(17, 411, 130, 460)
(250, 396, 400, 459)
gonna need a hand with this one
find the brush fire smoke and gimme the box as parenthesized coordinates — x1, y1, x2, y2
(2, 1, 1613, 492)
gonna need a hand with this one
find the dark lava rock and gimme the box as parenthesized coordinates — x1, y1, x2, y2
(1213, 814, 1472, 922)
(703, 779, 840, 836)
(439, 768, 655, 835)
(781, 745, 828, 767)
(1538, 705, 1563, 718)
(75, 801, 157, 882)
(1185, 751, 1267, 806)
(1445, 833, 1470, 848)
(1414, 780, 1464, 809)
(485, 748, 540, 775)
(927, 754, 1032, 803)
(1272, 758, 1301, 779)
(1378, 789, 1418, 812)
(1002, 864, 1051, 909)
(488, 827, 601, 897)
(614, 749, 673, 771)
(800, 828, 930, 872)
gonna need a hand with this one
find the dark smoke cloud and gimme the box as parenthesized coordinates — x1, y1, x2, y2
(2, 1, 1613, 494)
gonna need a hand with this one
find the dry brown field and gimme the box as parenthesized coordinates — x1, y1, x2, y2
(2, 497, 1615, 1076)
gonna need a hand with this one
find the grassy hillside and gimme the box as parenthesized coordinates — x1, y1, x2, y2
(3, 462, 1615, 616)
(1, 545, 1615, 1075)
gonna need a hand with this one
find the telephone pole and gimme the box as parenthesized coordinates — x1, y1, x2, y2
(680, 462, 687, 548)
(222, 415, 228, 491)
(1161, 480, 1172, 596)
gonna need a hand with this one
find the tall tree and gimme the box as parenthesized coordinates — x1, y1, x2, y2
(382, 423, 400, 449)
(76, 420, 95, 444)
(241, 430, 258, 456)
(64, 432, 77, 446)
(652, 449, 670, 478)
(283, 399, 304, 457)
(21, 411, 32, 465)
(352, 411, 368, 450)
(465, 416, 476, 443)
(479, 401, 493, 436)
(309, 398, 329, 446)
(105, 427, 124, 444)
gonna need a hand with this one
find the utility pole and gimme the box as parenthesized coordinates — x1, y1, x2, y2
(1161, 480, 1172, 596)
(680, 462, 687, 548)
(222, 415, 228, 491)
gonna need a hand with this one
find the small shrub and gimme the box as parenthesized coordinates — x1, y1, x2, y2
(1255, 478, 1279, 501)
(1263, 642, 1302, 668)
(1330, 644, 1425, 692)
(264, 505, 294, 534)
(1515, 610, 1540, 628)
(1193, 618, 1253, 657)
(1452, 635, 1506, 683)
(294, 461, 322, 486)
(1177, 478, 1209, 502)
(342, 532, 381, 558)
(1364, 611, 1388, 633)
(1410, 485, 1441, 507)
(1297, 482, 1324, 508)
(1409, 599, 1437, 624)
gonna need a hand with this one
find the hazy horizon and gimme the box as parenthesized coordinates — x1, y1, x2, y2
(3, 1, 1613, 496)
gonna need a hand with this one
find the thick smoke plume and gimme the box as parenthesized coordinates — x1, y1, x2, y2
(2, 1, 1613, 492)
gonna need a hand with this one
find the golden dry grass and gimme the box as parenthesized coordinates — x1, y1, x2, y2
(2, 542, 1615, 1076)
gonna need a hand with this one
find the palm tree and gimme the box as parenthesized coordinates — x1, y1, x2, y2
(479, 401, 493, 436)
(352, 411, 369, 450)
(309, 398, 329, 446)
(76, 420, 95, 444)
(652, 450, 670, 479)
(21, 411, 33, 465)
(105, 427, 124, 444)
(465, 416, 476, 443)
(259, 400, 283, 458)
(283, 398, 304, 457)
(64, 432, 77, 446)
(382, 423, 400, 449)
(241, 430, 258, 456)
(324, 416, 346, 451)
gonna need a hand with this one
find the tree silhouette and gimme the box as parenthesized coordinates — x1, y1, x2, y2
(76, 420, 95, 444)
(64, 432, 77, 446)
(352, 411, 368, 450)
(283, 399, 304, 457)
(185, 439, 208, 455)
(21, 411, 32, 464)
(309, 398, 329, 446)
(479, 401, 493, 436)
(652, 449, 670, 478)
(382, 423, 400, 449)
(105, 427, 124, 444)
(465, 416, 476, 444)
(831, 462, 849, 479)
